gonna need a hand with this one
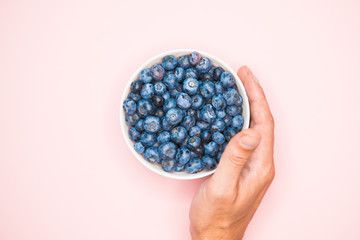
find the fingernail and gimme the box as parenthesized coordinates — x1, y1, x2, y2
(239, 135, 259, 150)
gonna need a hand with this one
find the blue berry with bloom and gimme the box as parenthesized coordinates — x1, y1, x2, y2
(212, 132, 225, 145)
(189, 126, 201, 137)
(220, 71, 235, 88)
(175, 163, 185, 172)
(200, 104, 217, 123)
(178, 55, 191, 69)
(161, 158, 177, 172)
(161, 117, 172, 131)
(214, 82, 224, 95)
(185, 68, 198, 79)
(210, 118, 226, 132)
(129, 127, 141, 141)
(157, 131, 170, 144)
(188, 136, 201, 150)
(154, 82, 166, 95)
(190, 51, 201, 65)
(226, 105, 242, 116)
(139, 69, 153, 83)
(182, 115, 196, 131)
(202, 156, 217, 170)
(224, 127, 237, 141)
(123, 98, 137, 115)
(125, 113, 140, 126)
(128, 92, 141, 102)
(144, 147, 160, 163)
(185, 158, 203, 173)
(176, 147, 191, 166)
(140, 132, 156, 147)
(196, 121, 210, 130)
(231, 115, 244, 131)
(183, 77, 199, 95)
(159, 142, 177, 160)
(162, 91, 170, 101)
(144, 116, 161, 133)
(205, 141, 219, 157)
(191, 94, 204, 109)
(201, 130, 212, 143)
(223, 88, 239, 106)
(174, 67, 186, 82)
(151, 95, 164, 107)
(154, 108, 165, 118)
(135, 119, 144, 131)
(137, 99, 154, 118)
(216, 109, 226, 118)
(134, 141, 145, 154)
(171, 126, 188, 144)
(131, 80, 143, 93)
(166, 108, 183, 125)
(196, 57, 212, 73)
(212, 94, 227, 110)
(214, 67, 224, 81)
(164, 73, 179, 90)
(199, 81, 215, 99)
(150, 64, 165, 81)
(140, 83, 155, 99)
(176, 92, 192, 109)
(161, 55, 178, 70)
(163, 98, 177, 112)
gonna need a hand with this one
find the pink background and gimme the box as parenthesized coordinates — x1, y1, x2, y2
(0, 0, 359, 239)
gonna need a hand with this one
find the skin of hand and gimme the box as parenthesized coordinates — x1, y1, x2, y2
(189, 66, 275, 240)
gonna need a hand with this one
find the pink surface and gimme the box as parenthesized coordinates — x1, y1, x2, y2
(0, 0, 359, 239)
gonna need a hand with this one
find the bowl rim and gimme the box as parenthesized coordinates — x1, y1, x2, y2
(120, 49, 250, 180)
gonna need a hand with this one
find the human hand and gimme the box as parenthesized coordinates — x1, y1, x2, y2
(189, 66, 275, 240)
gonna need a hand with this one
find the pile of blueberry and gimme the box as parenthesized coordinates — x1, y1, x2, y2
(123, 51, 244, 174)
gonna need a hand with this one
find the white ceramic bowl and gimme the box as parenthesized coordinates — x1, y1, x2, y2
(120, 49, 250, 180)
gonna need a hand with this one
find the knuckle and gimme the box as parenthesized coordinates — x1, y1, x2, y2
(260, 164, 275, 184)
(207, 186, 236, 204)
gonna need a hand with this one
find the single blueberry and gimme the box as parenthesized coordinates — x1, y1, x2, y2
(181, 136, 189, 148)
(190, 151, 199, 159)
(190, 51, 201, 65)
(226, 105, 242, 116)
(185, 68, 198, 79)
(185, 158, 203, 174)
(159, 142, 177, 160)
(139, 69, 153, 83)
(165, 108, 183, 125)
(189, 126, 201, 137)
(204, 141, 219, 157)
(123, 98, 137, 115)
(137, 99, 154, 118)
(208, 65, 216, 75)
(175, 163, 186, 172)
(176, 92, 192, 109)
(195, 110, 202, 121)
(212, 94, 227, 110)
(200, 104, 217, 123)
(191, 94, 204, 109)
(183, 77, 200, 95)
(161, 117, 173, 131)
(131, 80, 143, 93)
(134, 141, 145, 154)
(135, 119, 144, 131)
(214, 82, 224, 95)
(193, 144, 205, 156)
(182, 115, 196, 131)
(140, 132, 156, 147)
(195, 57, 212, 73)
(201, 130, 212, 143)
(176, 147, 191, 166)
(144, 116, 161, 133)
(151, 95, 164, 107)
(231, 115, 244, 131)
(170, 88, 181, 98)
(170, 126, 188, 144)
(202, 156, 217, 171)
(128, 92, 141, 102)
(200, 73, 213, 81)
(162, 91, 171, 101)
(129, 127, 141, 141)
(199, 81, 215, 99)
(187, 109, 196, 117)
(154, 82, 166, 95)
(188, 136, 201, 150)
(197, 121, 210, 130)
(223, 115, 232, 127)
(150, 64, 165, 81)
(161, 159, 177, 172)
(210, 118, 226, 132)
(163, 98, 177, 112)
(223, 88, 240, 106)
(153, 142, 160, 148)
(164, 73, 179, 90)
(154, 108, 165, 118)
(214, 67, 224, 81)
(216, 109, 226, 118)
(125, 113, 140, 126)
(174, 67, 186, 82)
(144, 147, 160, 163)
(161, 55, 178, 70)
(212, 132, 225, 145)
(140, 83, 155, 99)
(224, 127, 237, 142)
(157, 131, 171, 144)
(178, 55, 191, 69)
(220, 71, 235, 88)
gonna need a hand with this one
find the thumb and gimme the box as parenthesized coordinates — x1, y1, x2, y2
(211, 128, 261, 189)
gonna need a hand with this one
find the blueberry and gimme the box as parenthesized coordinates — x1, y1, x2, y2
(157, 131, 171, 144)
(212, 94, 227, 110)
(235, 93, 243, 106)
(185, 158, 203, 173)
(154, 108, 165, 118)
(204, 141, 219, 157)
(154, 82, 166, 95)
(200, 104, 216, 123)
(202, 156, 217, 170)
(193, 144, 205, 156)
(190, 151, 199, 159)
(194, 110, 202, 121)
(188, 136, 201, 150)
(139, 69, 153, 83)
(144, 147, 160, 163)
(200, 73, 213, 81)
(165, 108, 183, 125)
(187, 109, 196, 117)
(135, 119, 144, 131)
(161, 117, 173, 131)
(163, 98, 177, 112)
(161, 159, 176, 172)
(182, 115, 196, 131)
(134, 141, 145, 154)
(144, 116, 161, 133)
(164, 73, 179, 90)
(153, 142, 160, 148)
(191, 94, 204, 109)
(185, 68, 198, 79)
(181, 136, 189, 148)
(140, 132, 156, 147)
(128, 92, 141, 102)
(223, 88, 240, 106)
(189, 126, 201, 137)
(208, 65, 216, 75)
(171, 126, 188, 143)
(159, 142, 177, 160)
(183, 77, 200, 95)
(190, 51, 201, 65)
(161, 55, 178, 70)
(174, 67, 186, 82)
(125, 113, 140, 126)
(129, 127, 141, 141)
(170, 88, 181, 98)
(214, 67, 224, 81)
(131, 80, 144, 93)
(178, 55, 191, 69)
(176, 92, 192, 109)
(123, 98, 137, 115)
(196, 57, 212, 73)
(216, 109, 226, 118)
(224, 127, 237, 142)
(214, 82, 224, 95)
(223, 115, 232, 127)
(231, 115, 244, 131)
(216, 151, 222, 163)
(211, 118, 226, 132)
(162, 91, 170, 101)
(176, 147, 191, 166)
(150, 64, 165, 81)
(212, 132, 225, 145)
(175, 163, 186, 172)
(201, 130, 212, 143)
(140, 83, 155, 99)
(197, 121, 210, 130)
(150, 95, 164, 107)
(137, 99, 154, 118)
(226, 105, 242, 116)
(220, 71, 235, 88)
(199, 81, 215, 99)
